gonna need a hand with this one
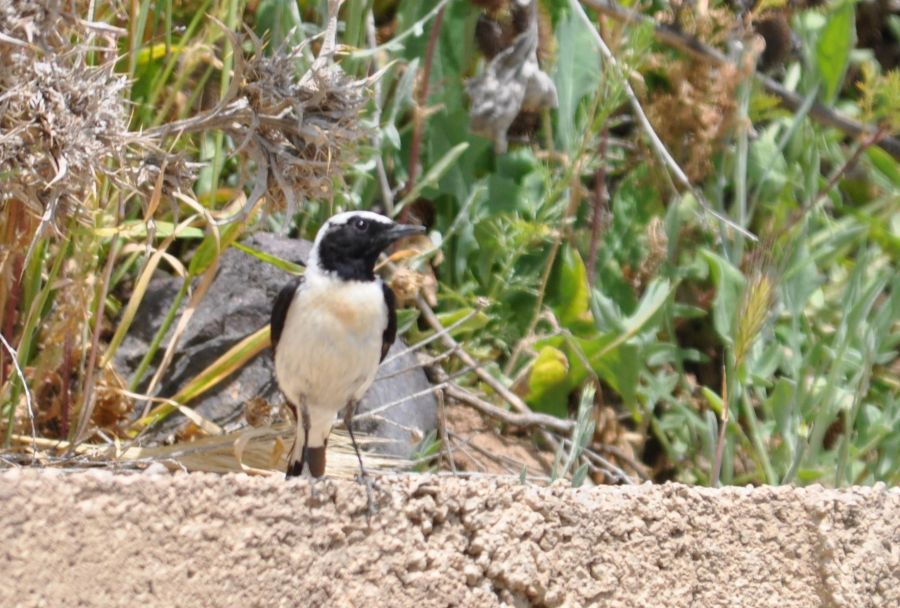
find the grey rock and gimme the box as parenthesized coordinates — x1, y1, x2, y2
(114, 232, 437, 458)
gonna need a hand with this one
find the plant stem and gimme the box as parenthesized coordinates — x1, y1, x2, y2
(401, 3, 446, 223)
(586, 128, 609, 288)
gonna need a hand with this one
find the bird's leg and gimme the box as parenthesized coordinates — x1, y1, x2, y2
(344, 400, 377, 517)
(299, 404, 324, 501)
(286, 402, 311, 479)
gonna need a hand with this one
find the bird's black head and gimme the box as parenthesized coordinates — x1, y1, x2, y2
(311, 211, 425, 281)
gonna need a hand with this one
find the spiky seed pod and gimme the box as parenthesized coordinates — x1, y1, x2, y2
(733, 270, 773, 368)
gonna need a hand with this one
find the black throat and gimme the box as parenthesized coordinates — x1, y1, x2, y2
(315, 234, 380, 282)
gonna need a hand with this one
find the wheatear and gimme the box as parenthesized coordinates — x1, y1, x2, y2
(270, 211, 424, 503)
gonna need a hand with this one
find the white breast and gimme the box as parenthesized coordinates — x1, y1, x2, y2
(274, 275, 387, 446)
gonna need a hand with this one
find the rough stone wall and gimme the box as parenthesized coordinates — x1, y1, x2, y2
(1, 470, 897, 607)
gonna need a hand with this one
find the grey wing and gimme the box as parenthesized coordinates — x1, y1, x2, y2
(270, 276, 303, 356)
(380, 282, 397, 362)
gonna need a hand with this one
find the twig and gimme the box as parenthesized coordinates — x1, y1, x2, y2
(559, 437, 634, 484)
(354, 382, 450, 422)
(379, 307, 479, 367)
(446, 430, 524, 476)
(0, 208, 24, 388)
(712, 363, 728, 486)
(366, 9, 396, 214)
(443, 371, 643, 483)
(444, 383, 575, 435)
(436, 387, 457, 472)
(570, 0, 756, 241)
(595, 442, 649, 481)
(772, 127, 887, 243)
(375, 348, 455, 382)
(417, 294, 532, 416)
(401, 3, 446, 223)
(580, 0, 900, 160)
(74, 237, 121, 444)
(587, 128, 610, 288)
(60, 333, 73, 439)
(0, 332, 36, 462)
(447, 433, 489, 473)
(416, 294, 578, 477)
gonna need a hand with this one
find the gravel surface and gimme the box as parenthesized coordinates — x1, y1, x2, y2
(1, 469, 897, 607)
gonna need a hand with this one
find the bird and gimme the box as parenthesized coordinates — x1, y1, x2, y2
(270, 211, 425, 506)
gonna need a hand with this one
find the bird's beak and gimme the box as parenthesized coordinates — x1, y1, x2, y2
(384, 223, 426, 242)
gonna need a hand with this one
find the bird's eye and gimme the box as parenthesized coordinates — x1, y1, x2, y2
(353, 218, 369, 232)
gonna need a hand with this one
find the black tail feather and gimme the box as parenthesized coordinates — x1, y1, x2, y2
(286, 448, 307, 478)
(307, 446, 326, 478)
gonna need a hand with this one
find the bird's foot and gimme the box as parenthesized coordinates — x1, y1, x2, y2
(355, 472, 379, 520)
(309, 476, 324, 503)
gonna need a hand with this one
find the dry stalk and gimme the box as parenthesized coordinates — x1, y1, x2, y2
(72, 237, 120, 444)
(417, 294, 624, 483)
(444, 381, 575, 435)
(0, 331, 35, 459)
(712, 363, 728, 486)
(401, 2, 446, 222)
(416, 294, 533, 416)
(147, 11, 375, 224)
(569, 0, 755, 241)
(586, 128, 610, 288)
(365, 9, 396, 214)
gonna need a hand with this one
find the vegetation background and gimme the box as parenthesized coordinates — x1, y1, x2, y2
(0, 0, 897, 487)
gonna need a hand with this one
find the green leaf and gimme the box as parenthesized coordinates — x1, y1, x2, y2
(816, 2, 856, 103)
(553, 8, 602, 151)
(526, 346, 571, 417)
(587, 339, 640, 406)
(232, 242, 304, 275)
(485, 174, 523, 216)
(553, 245, 592, 329)
(408, 307, 489, 343)
(701, 250, 745, 345)
(94, 221, 204, 240)
(132, 326, 270, 432)
(395, 142, 470, 214)
(189, 222, 244, 276)
(621, 278, 672, 338)
(396, 308, 420, 334)
(866, 147, 900, 187)
(571, 462, 590, 487)
(383, 58, 419, 150)
(701, 386, 724, 416)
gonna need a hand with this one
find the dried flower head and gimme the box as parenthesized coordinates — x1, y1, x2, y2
(467, 0, 557, 153)
(0, 1, 131, 226)
(149, 5, 374, 222)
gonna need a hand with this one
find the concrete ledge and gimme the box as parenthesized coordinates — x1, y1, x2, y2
(1, 470, 897, 607)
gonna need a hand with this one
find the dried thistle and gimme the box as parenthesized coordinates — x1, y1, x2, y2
(643, 4, 767, 182)
(0, 0, 195, 261)
(644, 58, 743, 182)
(149, 3, 374, 223)
(467, 0, 557, 153)
(0, 1, 130, 224)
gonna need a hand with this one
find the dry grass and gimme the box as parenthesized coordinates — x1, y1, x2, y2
(8, 424, 404, 478)
(0, 0, 384, 468)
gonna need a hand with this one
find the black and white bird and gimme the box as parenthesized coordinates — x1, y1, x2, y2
(270, 211, 424, 488)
